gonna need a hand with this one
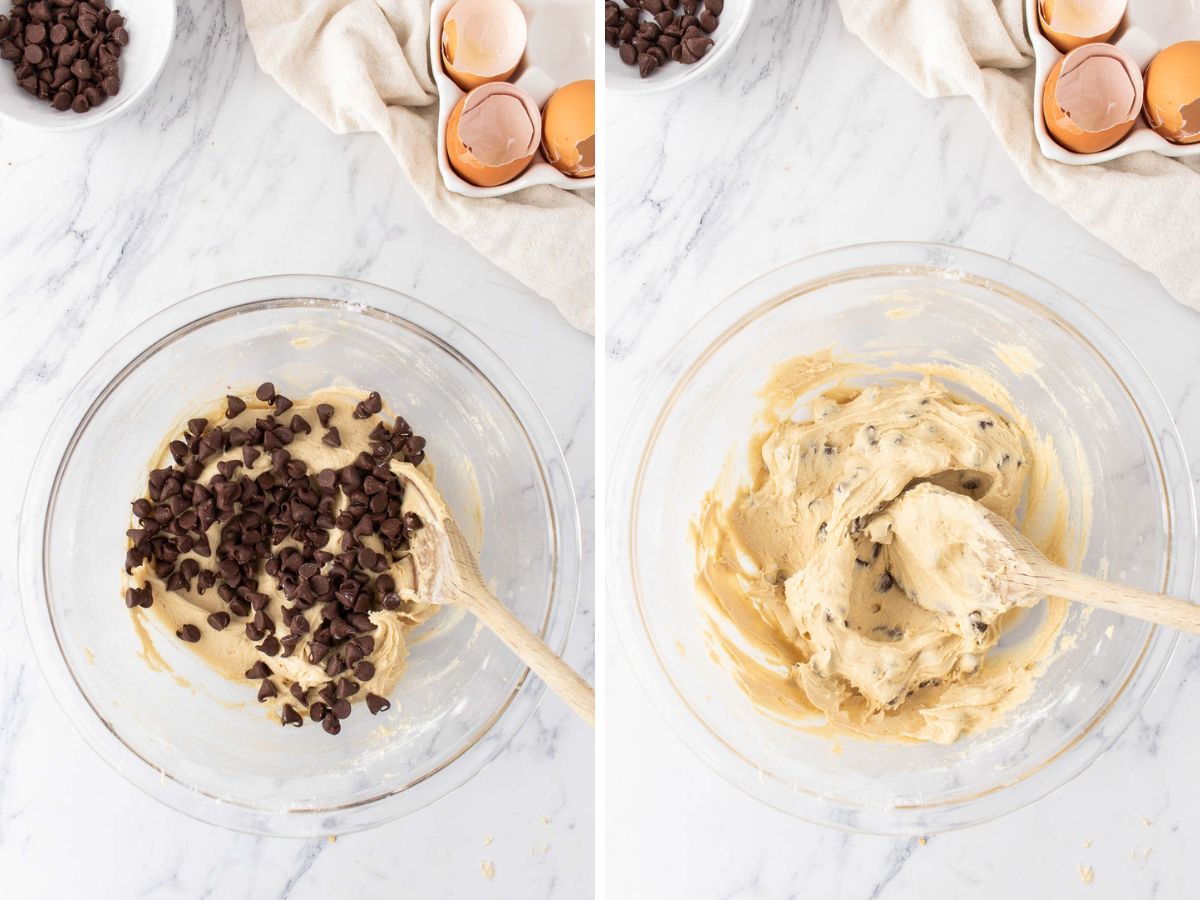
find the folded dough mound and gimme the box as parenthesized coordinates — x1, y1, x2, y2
(695, 353, 1072, 743)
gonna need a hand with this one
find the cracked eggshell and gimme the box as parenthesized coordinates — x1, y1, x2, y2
(446, 82, 541, 187)
(1038, 0, 1126, 54)
(1144, 41, 1200, 145)
(440, 0, 528, 92)
(541, 80, 595, 179)
(1043, 43, 1142, 153)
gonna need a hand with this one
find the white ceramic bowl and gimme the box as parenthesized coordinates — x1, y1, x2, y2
(606, 0, 754, 96)
(0, 0, 174, 132)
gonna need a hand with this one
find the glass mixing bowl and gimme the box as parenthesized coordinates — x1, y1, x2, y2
(19, 275, 580, 836)
(609, 243, 1195, 833)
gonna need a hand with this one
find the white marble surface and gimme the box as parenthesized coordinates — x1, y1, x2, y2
(606, 2, 1200, 898)
(0, 2, 593, 898)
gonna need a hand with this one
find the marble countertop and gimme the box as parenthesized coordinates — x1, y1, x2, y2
(0, 2, 593, 898)
(605, 1, 1200, 898)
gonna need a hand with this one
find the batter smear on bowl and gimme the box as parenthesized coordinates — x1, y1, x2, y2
(123, 384, 435, 735)
(693, 351, 1077, 744)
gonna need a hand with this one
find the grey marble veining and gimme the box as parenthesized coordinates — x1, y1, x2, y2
(0, 1, 593, 897)
(606, 1, 1200, 897)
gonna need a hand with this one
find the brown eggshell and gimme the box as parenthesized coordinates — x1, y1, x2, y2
(1038, 0, 1124, 55)
(440, 0, 527, 92)
(541, 80, 596, 179)
(1042, 45, 1142, 154)
(446, 84, 540, 187)
(1143, 41, 1200, 145)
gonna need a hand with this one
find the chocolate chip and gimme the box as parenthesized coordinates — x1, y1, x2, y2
(259, 635, 281, 656)
(359, 391, 383, 417)
(309, 701, 328, 722)
(316, 404, 335, 427)
(353, 635, 376, 655)
(176, 624, 201, 642)
(256, 382, 275, 402)
(274, 394, 293, 415)
(322, 427, 341, 448)
(365, 693, 391, 715)
(245, 660, 272, 680)
(257, 679, 276, 702)
(281, 704, 303, 727)
(207, 611, 231, 631)
(354, 660, 375, 681)
(331, 699, 352, 719)
(308, 641, 330, 664)
(125, 585, 152, 608)
(876, 572, 894, 593)
(321, 712, 341, 735)
(226, 395, 247, 417)
(681, 34, 714, 63)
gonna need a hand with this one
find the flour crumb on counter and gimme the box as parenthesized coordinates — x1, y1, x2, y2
(539, 815, 551, 825)
(480, 860, 495, 880)
(1082, 839, 1092, 848)
(482, 835, 493, 846)
(917, 836, 927, 846)
(1140, 816, 1153, 827)
(531, 841, 550, 856)
(1078, 864, 1094, 885)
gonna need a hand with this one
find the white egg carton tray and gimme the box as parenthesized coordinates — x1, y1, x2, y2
(1027, 0, 1200, 164)
(430, 0, 595, 198)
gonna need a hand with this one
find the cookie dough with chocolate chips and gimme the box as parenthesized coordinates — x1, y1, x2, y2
(123, 384, 434, 735)
(694, 351, 1078, 744)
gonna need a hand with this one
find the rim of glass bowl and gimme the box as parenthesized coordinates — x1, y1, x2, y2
(19, 274, 582, 837)
(608, 241, 1196, 834)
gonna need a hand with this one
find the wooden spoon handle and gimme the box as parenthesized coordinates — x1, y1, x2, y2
(467, 590, 596, 727)
(1033, 566, 1200, 634)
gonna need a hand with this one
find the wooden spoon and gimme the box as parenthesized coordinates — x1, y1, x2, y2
(985, 509, 1200, 634)
(392, 462, 595, 727)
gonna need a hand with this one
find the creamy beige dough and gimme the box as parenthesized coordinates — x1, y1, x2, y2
(128, 388, 440, 709)
(694, 351, 1076, 743)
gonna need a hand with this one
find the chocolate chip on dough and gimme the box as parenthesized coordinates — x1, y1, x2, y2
(281, 704, 303, 727)
(245, 660, 272, 680)
(124, 386, 429, 735)
(226, 395, 247, 417)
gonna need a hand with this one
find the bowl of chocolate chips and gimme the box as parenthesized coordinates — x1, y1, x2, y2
(19, 274, 581, 835)
(605, 0, 753, 95)
(0, 0, 174, 130)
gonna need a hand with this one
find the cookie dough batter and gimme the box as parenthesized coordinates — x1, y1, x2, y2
(694, 351, 1076, 743)
(124, 387, 438, 732)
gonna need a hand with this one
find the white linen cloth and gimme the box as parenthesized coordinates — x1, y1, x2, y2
(839, 0, 1200, 311)
(241, 0, 595, 333)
